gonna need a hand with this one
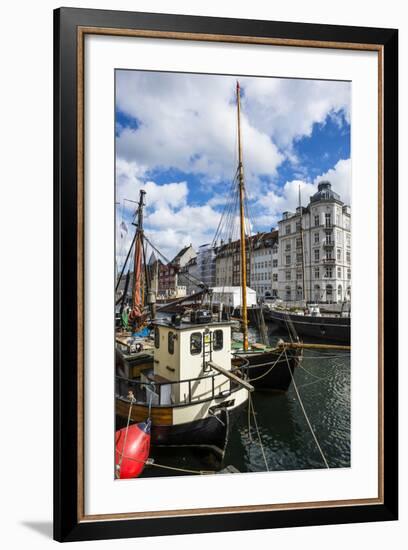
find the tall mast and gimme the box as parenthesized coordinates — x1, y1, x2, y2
(236, 81, 249, 351)
(130, 189, 146, 324)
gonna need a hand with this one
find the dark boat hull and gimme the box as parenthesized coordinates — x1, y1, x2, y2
(234, 348, 298, 391)
(116, 400, 244, 458)
(151, 408, 230, 457)
(264, 309, 350, 344)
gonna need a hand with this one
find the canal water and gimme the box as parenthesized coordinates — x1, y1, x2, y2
(140, 326, 351, 477)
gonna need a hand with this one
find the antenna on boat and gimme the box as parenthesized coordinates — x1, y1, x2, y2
(236, 81, 249, 351)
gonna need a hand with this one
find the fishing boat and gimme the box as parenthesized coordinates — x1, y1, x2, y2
(116, 311, 252, 457)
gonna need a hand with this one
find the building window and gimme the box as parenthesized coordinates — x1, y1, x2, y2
(337, 248, 341, 261)
(325, 213, 332, 227)
(347, 268, 351, 280)
(285, 271, 291, 281)
(285, 287, 291, 300)
(314, 249, 320, 262)
(325, 267, 333, 279)
(154, 327, 160, 349)
(296, 237, 302, 248)
(296, 271, 302, 280)
(272, 259, 278, 268)
(272, 273, 278, 282)
(326, 284, 333, 302)
(272, 246, 278, 254)
(338, 285, 342, 301)
(314, 232, 319, 244)
(314, 284, 321, 301)
(315, 267, 320, 279)
(285, 224, 291, 235)
(346, 250, 351, 263)
(314, 215, 320, 227)
(286, 255, 291, 265)
(296, 253, 303, 263)
(285, 243, 291, 252)
(337, 267, 342, 278)
(190, 332, 202, 355)
(213, 329, 223, 351)
(296, 221, 301, 232)
(346, 234, 351, 248)
(168, 331, 175, 355)
(297, 286, 303, 299)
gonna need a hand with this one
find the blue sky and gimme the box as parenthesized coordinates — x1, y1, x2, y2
(115, 70, 350, 263)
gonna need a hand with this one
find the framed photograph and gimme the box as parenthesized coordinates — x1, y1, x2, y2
(54, 7, 398, 542)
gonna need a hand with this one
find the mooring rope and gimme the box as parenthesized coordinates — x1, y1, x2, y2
(116, 397, 135, 478)
(248, 392, 270, 472)
(284, 350, 329, 469)
(246, 349, 286, 382)
(117, 452, 215, 475)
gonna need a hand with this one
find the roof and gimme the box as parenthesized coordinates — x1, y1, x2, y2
(215, 230, 278, 255)
(171, 244, 193, 262)
(310, 181, 342, 204)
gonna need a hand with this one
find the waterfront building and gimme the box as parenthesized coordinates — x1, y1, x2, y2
(277, 181, 351, 304)
(196, 243, 217, 288)
(250, 230, 279, 299)
(215, 238, 251, 289)
(215, 231, 279, 300)
(157, 244, 196, 299)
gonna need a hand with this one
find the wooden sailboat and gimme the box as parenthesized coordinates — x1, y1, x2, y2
(229, 82, 300, 391)
(115, 189, 154, 376)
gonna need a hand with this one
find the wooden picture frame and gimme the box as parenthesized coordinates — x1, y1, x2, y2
(54, 7, 398, 542)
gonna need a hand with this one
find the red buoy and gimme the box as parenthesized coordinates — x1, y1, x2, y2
(115, 420, 151, 479)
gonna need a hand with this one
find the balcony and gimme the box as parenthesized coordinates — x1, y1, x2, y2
(323, 241, 334, 248)
(323, 258, 335, 264)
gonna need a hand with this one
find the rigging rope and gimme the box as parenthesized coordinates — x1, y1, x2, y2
(284, 350, 330, 469)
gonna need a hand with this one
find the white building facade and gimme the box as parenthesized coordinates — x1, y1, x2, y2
(250, 231, 279, 299)
(277, 181, 351, 304)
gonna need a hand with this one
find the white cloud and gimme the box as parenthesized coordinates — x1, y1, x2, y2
(116, 71, 285, 184)
(313, 158, 351, 205)
(252, 158, 351, 230)
(116, 158, 222, 261)
(241, 77, 350, 153)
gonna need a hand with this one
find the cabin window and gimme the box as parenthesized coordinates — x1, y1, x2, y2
(154, 327, 160, 349)
(190, 332, 202, 355)
(168, 331, 175, 355)
(213, 330, 223, 351)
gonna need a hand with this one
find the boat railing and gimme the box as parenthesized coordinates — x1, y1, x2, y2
(115, 368, 245, 408)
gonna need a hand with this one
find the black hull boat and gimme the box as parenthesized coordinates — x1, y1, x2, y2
(233, 348, 299, 391)
(264, 308, 350, 344)
(116, 388, 246, 459)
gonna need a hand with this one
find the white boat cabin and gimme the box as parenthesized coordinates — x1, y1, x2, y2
(141, 315, 234, 406)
